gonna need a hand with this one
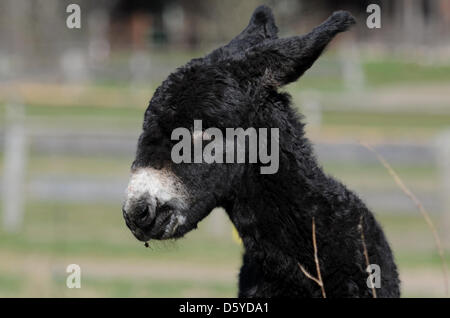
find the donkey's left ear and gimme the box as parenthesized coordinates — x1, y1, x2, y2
(204, 5, 278, 63)
(239, 11, 356, 87)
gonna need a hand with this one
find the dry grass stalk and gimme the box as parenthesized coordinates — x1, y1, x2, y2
(360, 141, 449, 297)
(298, 217, 327, 298)
(359, 215, 377, 298)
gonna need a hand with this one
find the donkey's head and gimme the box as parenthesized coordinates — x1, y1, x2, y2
(122, 6, 355, 242)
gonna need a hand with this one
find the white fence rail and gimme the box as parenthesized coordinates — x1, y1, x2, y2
(1, 113, 450, 243)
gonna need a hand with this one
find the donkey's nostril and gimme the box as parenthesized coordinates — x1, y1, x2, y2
(136, 205, 149, 218)
(156, 203, 171, 214)
(123, 199, 156, 228)
(134, 205, 156, 227)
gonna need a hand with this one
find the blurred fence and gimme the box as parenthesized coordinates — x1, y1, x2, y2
(2, 110, 450, 233)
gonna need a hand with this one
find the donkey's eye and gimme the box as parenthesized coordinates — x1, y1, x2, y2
(192, 130, 212, 142)
(192, 130, 203, 142)
(203, 131, 212, 141)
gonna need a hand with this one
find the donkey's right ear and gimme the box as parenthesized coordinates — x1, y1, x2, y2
(237, 11, 356, 87)
(205, 5, 278, 63)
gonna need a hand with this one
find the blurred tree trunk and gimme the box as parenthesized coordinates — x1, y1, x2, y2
(403, 0, 425, 46)
(180, 0, 204, 49)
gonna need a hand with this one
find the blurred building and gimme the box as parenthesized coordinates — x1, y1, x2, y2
(2, 0, 450, 51)
(0, 0, 449, 84)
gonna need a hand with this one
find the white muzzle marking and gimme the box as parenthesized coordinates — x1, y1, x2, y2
(124, 168, 188, 214)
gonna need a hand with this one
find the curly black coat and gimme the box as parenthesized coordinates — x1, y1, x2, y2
(127, 6, 400, 298)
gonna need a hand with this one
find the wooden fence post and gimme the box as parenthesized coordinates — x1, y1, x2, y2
(2, 102, 27, 232)
(436, 131, 450, 249)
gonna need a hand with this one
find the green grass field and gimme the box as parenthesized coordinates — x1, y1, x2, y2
(0, 200, 448, 297)
(0, 151, 446, 297)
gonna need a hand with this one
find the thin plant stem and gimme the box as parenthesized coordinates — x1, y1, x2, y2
(360, 141, 448, 297)
(298, 217, 326, 298)
(359, 215, 377, 298)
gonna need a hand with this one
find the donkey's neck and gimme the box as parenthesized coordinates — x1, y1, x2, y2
(230, 151, 327, 246)
(227, 102, 336, 259)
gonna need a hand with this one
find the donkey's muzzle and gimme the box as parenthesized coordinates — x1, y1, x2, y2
(123, 198, 154, 224)
(123, 196, 186, 241)
(122, 196, 158, 240)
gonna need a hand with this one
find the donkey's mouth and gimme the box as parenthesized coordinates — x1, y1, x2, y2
(124, 207, 184, 241)
(146, 212, 175, 239)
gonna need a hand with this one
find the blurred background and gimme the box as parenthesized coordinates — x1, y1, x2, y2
(1, 0, 450, 297)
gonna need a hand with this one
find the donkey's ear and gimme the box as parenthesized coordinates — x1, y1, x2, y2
(239, 11, 356, 87)
(228, 5, 279, 48)
(205, 5, 278, 63)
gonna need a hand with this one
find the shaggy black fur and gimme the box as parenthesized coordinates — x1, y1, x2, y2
(127, 6, 400, 297)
